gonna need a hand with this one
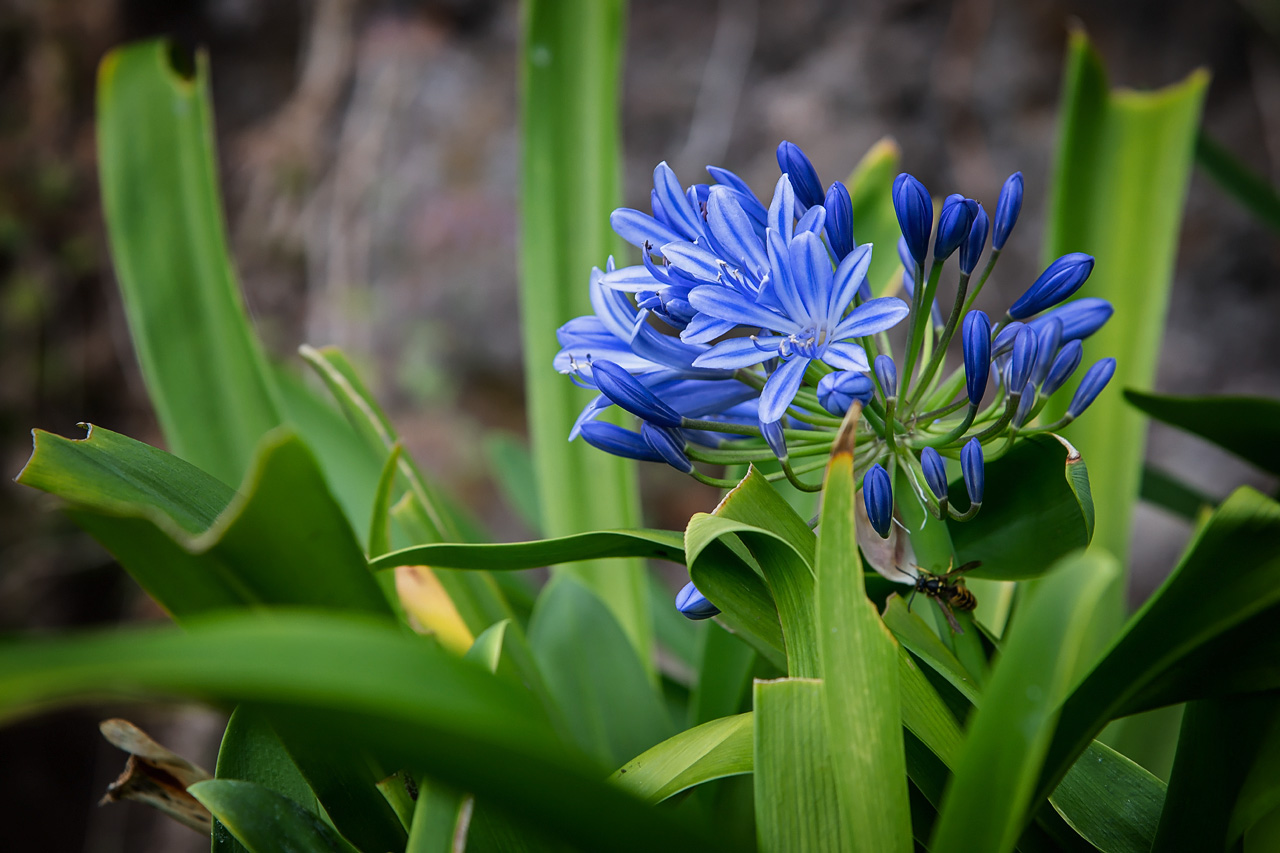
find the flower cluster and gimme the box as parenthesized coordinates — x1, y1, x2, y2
(553, 142, 1116, 617)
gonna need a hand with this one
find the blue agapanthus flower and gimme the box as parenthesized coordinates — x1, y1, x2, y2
(554, 141, 1116, 589)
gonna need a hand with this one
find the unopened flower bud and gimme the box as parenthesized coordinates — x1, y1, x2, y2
(864, 464, 894, 538)
(676, 581, 720, 620)
(920, 447, 948, 500)
(893, 173, 933, 266)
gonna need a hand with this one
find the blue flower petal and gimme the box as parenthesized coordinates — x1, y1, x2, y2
(653, 161, 703, 240)
(707, 186, 768, 274)
(688, 283, 795, 332)
(599, 263, 663, 292)
(610, 208, 684, 251)
(691, 337, 774, 369)
(822, 341, 870, 372)
(759, 356, 811, 423)
(828, 243, 873, 319)
(679, 312, 738, 344)
(789, 231, 831, 320)
(832, 296, 910, 339)
(767, 175, 795, 242)
(662, 241, 722, 283)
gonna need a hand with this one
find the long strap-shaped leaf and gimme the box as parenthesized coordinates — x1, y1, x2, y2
(816, 409, 912, 851)
(519, 0, 650, 661)
(98, 41, 282, 487)
(0, 613, 726, 853)
(371, 529, 686, 573)
(1041, 27, 1208, 572)
(930, 550, 1118, 853)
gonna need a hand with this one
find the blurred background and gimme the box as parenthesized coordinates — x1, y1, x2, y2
(1, 0, 1277, 849)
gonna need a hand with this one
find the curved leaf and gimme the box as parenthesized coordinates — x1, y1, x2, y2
(1049, 741, 1165, 853)
(931, 550, 1119, 853)
(213, 708, 317, 853)
(371, 529, 685, 573)
(0, 612, 725, 853)
(948, 434, 1093, 581)
(192, 780, 359, 853)
(17, 425, 392, 619)
(98, 40, 281, 486)
(1037, 486, 1280, 806)
(1124, 389, 1280, 476)
(816, 414, 912, 851)
(612, 714, 752, 802)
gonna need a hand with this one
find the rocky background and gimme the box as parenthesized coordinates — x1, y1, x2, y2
(1, 0, 1277, 849)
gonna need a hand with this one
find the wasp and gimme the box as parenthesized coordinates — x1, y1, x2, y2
(888, 559, 981, 634)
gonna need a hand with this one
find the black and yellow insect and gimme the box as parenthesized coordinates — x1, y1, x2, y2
(890, 560, 982, 633)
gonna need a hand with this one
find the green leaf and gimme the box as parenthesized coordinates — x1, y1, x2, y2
(684, 523, 786, 670)
(98, 41, 282, 486)
(519, 0, 648, 662)
(213, 707, 318, 853)
(371, 529, 685, 573)
(0, 612, 725, 853)
(405, 621, 512, 853)
(1140, 464, 1215, 520)
(528, 576, 673, 768)
(754, 679, 845, 852)
(947, 435, 1094, 580)
(192, 780, 360, 853)
(17, 425, 391, 619)
(1152, 694, 1280, 852)
(1125, 389, 1280, 476)
(1195, 131, 1280, 231)
(847, 138, 904, 297)
(930, 550, 1119, 853)
(687, 621, 756, 727)
(1229, 701, 1280, 845)
(1041, 26, 1208, 571)
(1049, 741, 1165, 853)
(1037, 487, 1280, 807)
(483, 432, 543, 534)
(815, 416, 912, 851)
(612, 713, 753, 802)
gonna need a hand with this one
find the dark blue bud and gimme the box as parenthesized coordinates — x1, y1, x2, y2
(1009, 253, 1096, 320)
(991, 321, 1025, 358)
(761, 419, 788, 460)
(961, 438, 984, 505)
(934, 194, 980, 261)
(1031, 318, 1063, 386)
(1041, 340, 1083, 397)
(1012, 381, 1038, 428)
(1029, 297, 1113, 343)
(640, 422, 693, 473)
(992, 171, 1023, 250)
(591, 360, 684, 428)
(824, 180, 855, 260)
(579, 421, 665, 463)
(776, 141, 825, 210)
(958, 203, 989, 275)
(1007, 327, 1039, 393)
(1068, 358, 1117, 417)
(920, 447, 948, 500)
(874, 354, 899, 399)
(962, 310, 992, 406)
(676, 581, 720, 620)
(893, 173, 933, 266)
(863, 464, 893, 539)
(817, 371, 875, 416)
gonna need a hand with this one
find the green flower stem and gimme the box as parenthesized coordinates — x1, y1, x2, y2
(959, 248, 1001, 317)
(882, 398, 900, 453)
(685, 440, 835, 465)
(780, 457, 825, 492)
(911, 404, 977, 448)
(948, 500, 982, 522)
(913, 395, 969, 423)
(968, 395, 1017, 442)
(732, 367, 766, 391)
(905, 269, 973, 412)
(681, 418, 817, 441)
(691, 470, 745, 489)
